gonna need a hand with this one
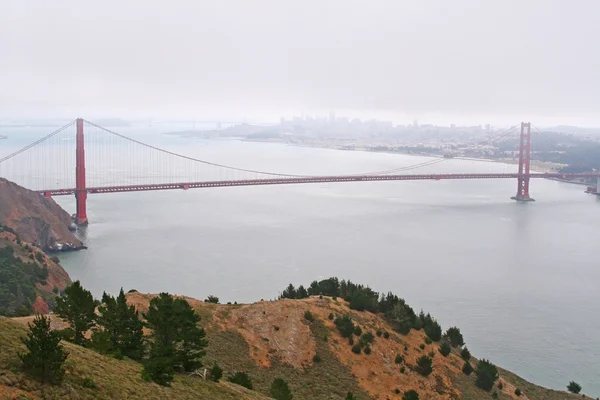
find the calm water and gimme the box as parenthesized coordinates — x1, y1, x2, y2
(2, 125, 599, 395)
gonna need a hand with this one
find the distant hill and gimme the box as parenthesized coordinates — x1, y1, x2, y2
(0, 178, 84, 251)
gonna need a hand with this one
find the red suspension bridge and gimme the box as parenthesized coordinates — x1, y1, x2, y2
(0, 119, 598, 225)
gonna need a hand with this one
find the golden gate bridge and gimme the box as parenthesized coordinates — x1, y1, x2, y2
(0, 119, 598, 225)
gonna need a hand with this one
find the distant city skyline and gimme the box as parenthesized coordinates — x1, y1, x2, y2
(2, 111, 600, 130)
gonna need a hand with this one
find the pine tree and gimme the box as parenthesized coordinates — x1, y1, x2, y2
(280, 284, 297, 299)
(444, 326, 465, 347)
(142, 293, 208, 385)
(19, 315, 68, 385)
(475, 359, 499, 391)
(296, 285, 308, 299)
(54, 281, 96, 345)
(210, 363, 223, 382)
(270, 378, 293, 400)
(142, 341, 175, 386)
(96, 288, 144, 359)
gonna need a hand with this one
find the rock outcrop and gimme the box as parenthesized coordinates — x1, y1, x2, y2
(0, 178, 84, 251)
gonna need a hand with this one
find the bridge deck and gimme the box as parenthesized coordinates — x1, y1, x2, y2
(39, 172, 600, 196)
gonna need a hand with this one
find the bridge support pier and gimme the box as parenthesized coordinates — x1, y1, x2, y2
(511, 122, 535, 202)
(75, 118, 88, 225)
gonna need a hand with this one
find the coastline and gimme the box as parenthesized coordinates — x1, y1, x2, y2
(243, 138, 595, 185)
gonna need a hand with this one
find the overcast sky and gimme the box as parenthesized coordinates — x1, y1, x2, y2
(1, 0, 599, 126)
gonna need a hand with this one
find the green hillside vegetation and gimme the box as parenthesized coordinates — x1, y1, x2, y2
(0, 317, 268, 400)
(0, 227, 50, 316)
(1, 275, 589, 400)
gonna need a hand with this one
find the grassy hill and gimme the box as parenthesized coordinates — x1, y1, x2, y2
(3, 294, 585, 400)
(0, 317, 268, 400)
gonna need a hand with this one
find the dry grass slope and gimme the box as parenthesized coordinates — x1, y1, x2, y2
(0, 317, 268, 400)
(4, 293, 587, 400)
(126, 293, 585, 400)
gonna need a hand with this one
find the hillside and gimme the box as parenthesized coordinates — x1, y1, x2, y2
(4, 292, 585, 399)
(0, 317, 268, 400)
(129, 293, 579, 400)
(0, 178, 83, 252)
(0, 229, 71, 315)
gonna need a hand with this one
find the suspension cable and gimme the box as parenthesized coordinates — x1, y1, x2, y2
(0, 120, 77, 164)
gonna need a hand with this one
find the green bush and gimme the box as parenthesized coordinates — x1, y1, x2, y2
(270, 378, 293, 400)
(274, 325, 280, 331)
(361, 332, 375, 345)
(50, 256, 60, 264)
(462, 362, 473, 375)
(428, 350, 435, 358)
(567, 381, 582, 394)
(415, 355, 433, 377)
(376, 329, 382, 337)
(312, 354, 321, 363)
(475, 359, 499, 391)
(345, 393, 355, 400)
(515, 388, 522, 396)
(334, 315, 355, 338)
(210, 363, 223, 382)
(363, 345, 371, 355)
(395, 388, 400, 394)
(328, 313, 334, 320)
(439, 341, 451, 357)
(351, 344, 362, 354)
(421, 313, 442, 342)
(424, 337, 432, 345)
(395, 354, 403, 364)
(497, 382, 503, 390)
(205, 295, 219, 304)
(403, 389, 419, 400)
(444, 326, 464, 347)
(82, 377, 97, 389)
(461, 346, 471, 361)
(383, 331, 390, 339)
(228, 372, 253, 389)
(348, 335, 354, 345)
(304, 310, 314, 322)
(400, 366, 405, 373)
(412, 317, 423, 330)
(354, 325, 362, 336)
(419, 343, 425, 350)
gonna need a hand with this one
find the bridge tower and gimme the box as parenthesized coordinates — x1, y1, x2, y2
(511, 122, 534, 202)
(75, 118, 88, 225)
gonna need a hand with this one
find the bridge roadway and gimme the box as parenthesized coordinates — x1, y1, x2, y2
(39, 172, 599, 196)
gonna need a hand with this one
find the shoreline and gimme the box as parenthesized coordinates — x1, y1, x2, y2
(244, 138, 595, 186)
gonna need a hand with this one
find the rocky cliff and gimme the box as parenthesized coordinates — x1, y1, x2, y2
(0, 178, 84, 251)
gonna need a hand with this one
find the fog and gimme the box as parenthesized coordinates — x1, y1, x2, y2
(1, 0, 599, 125)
